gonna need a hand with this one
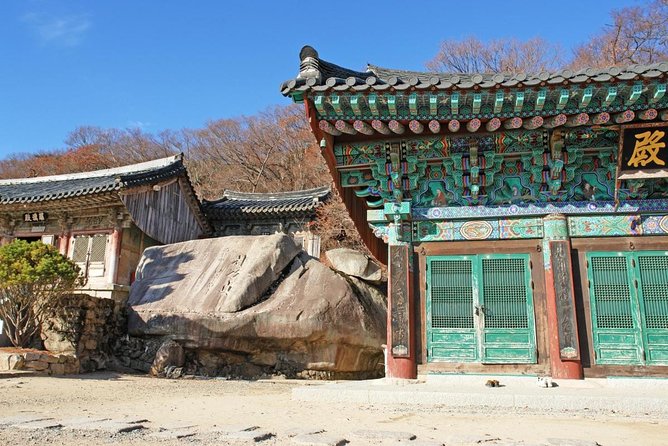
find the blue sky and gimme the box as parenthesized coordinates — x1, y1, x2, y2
(0, 0, 643, 160)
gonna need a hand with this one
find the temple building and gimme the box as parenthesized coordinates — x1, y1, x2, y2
(0, 155, 210, 304)
(281, 46, 668, 379)
(202, 186, 330, 257)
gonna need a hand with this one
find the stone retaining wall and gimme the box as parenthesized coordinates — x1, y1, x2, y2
(0, 349, 79, 375)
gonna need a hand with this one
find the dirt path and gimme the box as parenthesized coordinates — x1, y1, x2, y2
(0, 372, 666, 446)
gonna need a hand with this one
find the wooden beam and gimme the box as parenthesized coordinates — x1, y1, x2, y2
(535, 89, 547, 112)
(331, 95, 343, 114)
(466, 118, 481, 132)
(429, 94, 439, 115)
(368, 94, 379, 115)
(388, 120, 405, 134)
(387, 95, 397, 116)
(448, 120, 460, 132)
(314, 95, 327, 115)
(661, 110, 668, 121)
(450, 92, 459, 115)
(523, 116, 544, 130)
(494, 91, 504, 113)
(603, 86, 617, 107)
(335, 120, 357, 135)
(591, 112, 610, 125)
(409, 120, 424, 134)
(638, 109, 658, 120)
(556, 89, 570, 110)
(580, 87, 593, 108)
(409, 93, 418, 115)
(472, 93, 482, 114)
(614, 110, 635, 124)
(428, 120, 441, 133)
(544, 114, 567, 128)
(566, 113, 590, 127)
(485, 117, 501, 132)
(503, 117, 523, 129)
(650, 84, 666, 103)
(371, 120, 391, 135)
(318, 120, 341, 136)
(514, 91, 525, 113)
(350, 95, 361, 115)
(353, 120, 374, 135)
(626, 84, 643, 106)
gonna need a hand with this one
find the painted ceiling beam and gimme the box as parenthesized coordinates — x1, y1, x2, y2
(350, 95, 361, 115)
(472, 93, 482, 114)
(428, 120, 440, 133)
(638, 109, 658, 120)
(448, 120, 460, 132)
(387, 95, 397, 116)
(466, 118, 481, 132)
(544, 114, 567, 128)
(614, 110, 635, 124)
(331, 95, 343, 114)
(371, 120, 391, 135)
(450, 92, 459, 115)
(566, 112, 590, 127)
(514, 92, 525, 113)
(409, 120, 424, 134)
(661, 110, 668, 121)
(409, 93, 418, 115)
(318, 120, 341, 136)
(353, 120, 374, 135)
(335, 120, 356, 134)
(591, 112, 610, 125)
(314, 95, 327, 115)
(556, 89, 570, 111)
(388, 120, 405, 134)
(504, 117, 523, 129)
(523, 116, 543, 130)
(485, 117, 501, 132)
(494, 91, 504, 114)
(368, 94, 379, 115)
(429, 95, 439, 115)
(651, 84, 666, 103)
(535, 89, 547, 112)
(626, 84, 643, 106)
(603, 87, 617, 107)
(580, 87, 593, 108)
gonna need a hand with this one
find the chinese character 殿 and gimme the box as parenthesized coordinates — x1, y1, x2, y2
(627, 130, 666, 168)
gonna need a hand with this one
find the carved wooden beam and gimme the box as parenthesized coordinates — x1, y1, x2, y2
(409, 120, 424, 134)
(661, 110, 668, 121)
(388, 120, 405, 135)
(428, 120, 441, 133)
(523, 116, 543, 130)
(353, 120, 374, 135)
(614, 110, 635, 124)
(335, 120, 357, 135)
(371, 120, 391, 135)
(466, 118, 481, 132)
(318, 120, 341, 136)
(566, 113, 590, 127)
(650, 84, 666, 104)
(503, 117, 523, 130)
(448, 120, 460, 132)
(485, 118, 501, 132)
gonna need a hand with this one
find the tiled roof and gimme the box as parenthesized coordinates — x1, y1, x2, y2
(281, 46, 668, 96)
(0, 155, 186, 205)
(203, 186, 331, 218)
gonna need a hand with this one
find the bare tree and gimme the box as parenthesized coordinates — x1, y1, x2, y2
(426, 36, 564, 73)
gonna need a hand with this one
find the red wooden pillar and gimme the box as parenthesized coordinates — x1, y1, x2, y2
(386, 243, 417, 379)
(543, 214, 583, 379)
(107, 226, 123, 284)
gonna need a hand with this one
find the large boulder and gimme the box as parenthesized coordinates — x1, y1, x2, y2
(127, 235, 386, 378)
(325, 248, 383, 284)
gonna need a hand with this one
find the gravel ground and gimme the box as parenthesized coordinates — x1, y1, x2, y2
(0, 372, 666, 446)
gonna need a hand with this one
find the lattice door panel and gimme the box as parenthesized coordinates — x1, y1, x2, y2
(637, 253, 668, 365)
(480, 255, 536, 364)
(427, 257, 478, 362)
(588, 253, 644, 365)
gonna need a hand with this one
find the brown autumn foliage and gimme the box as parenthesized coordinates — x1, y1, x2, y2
(427, 0, 667, 73)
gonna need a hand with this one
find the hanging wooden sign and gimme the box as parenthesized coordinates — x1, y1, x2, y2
(550, 240, 580, 360)
(390, 244, 410, 357)
(618, 123, 668, 179)
(23, 212, 48, 223)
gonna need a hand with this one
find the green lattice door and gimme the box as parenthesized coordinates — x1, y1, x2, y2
(588, 251, 668, 365)
(427, 254, 537, 364)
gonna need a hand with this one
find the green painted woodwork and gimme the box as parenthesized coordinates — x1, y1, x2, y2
(587, 251, 668, 365)
(426, 254, 536, 364)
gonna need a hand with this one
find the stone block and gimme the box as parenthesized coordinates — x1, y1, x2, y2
(8, 354, 25, 370)
(49, 363, 66, 375)
(23, 352, 41, 361)
(25, 360, 49, 371)
(85, 339, 97, 350)
(44, 354, 60, 364)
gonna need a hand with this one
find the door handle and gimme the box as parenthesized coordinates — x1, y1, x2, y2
(474, 305, 479, 316)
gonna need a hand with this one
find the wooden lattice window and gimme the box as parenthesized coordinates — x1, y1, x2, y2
(71, 234, 108, 278)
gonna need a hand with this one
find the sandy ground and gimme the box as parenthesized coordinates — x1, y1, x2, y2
(0, 372, 667, 446)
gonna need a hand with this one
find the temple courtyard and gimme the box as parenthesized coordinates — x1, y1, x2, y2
(0, 372, 666, 446)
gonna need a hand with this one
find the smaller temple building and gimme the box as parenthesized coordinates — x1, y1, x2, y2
(0, 155, 210, 303)
(203, 186, 330, 257)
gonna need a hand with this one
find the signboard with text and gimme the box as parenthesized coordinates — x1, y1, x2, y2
(618, 123, 668, 179)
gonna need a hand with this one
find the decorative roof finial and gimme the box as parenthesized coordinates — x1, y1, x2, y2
(298, 45, 321, 82)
